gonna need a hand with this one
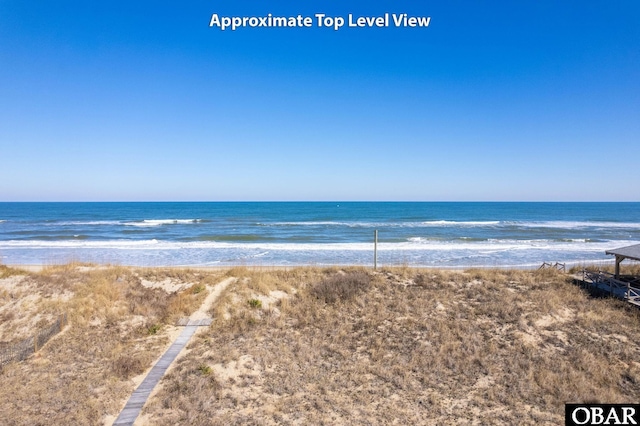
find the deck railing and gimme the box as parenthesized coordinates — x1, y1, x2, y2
(539, 262, 566, 272)
(580, 270, 640, 306)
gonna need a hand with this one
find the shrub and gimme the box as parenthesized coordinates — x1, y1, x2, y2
(191, 284, 206, 295)
(112, 354, 148, 379)
(197, 364, 212, 376)
(311, 271, 371, 304)
(248, 299, 262, 309)
(147, 323, 162, 335)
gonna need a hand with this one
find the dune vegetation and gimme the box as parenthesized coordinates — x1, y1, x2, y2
(1, 264, 640, 425)
(143, 265, 640, 425)
(0, 264, 223, 425)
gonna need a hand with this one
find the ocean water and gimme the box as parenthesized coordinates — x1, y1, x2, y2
(0, 202, 638, 268)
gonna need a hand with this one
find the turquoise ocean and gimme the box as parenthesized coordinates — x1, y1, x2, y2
(0, 202, 638, 268)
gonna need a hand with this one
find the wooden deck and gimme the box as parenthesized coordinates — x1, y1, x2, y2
(574, 270, 640, 307)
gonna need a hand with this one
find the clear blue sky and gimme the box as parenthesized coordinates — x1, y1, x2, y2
(1, 1, 638, 201)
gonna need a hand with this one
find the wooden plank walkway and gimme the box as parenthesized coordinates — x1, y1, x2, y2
(113, 325, 198, 425)
(112, 276, 235, 426)
(176, 317, 212, 326)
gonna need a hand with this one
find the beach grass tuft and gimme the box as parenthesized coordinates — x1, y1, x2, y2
(310, 270, 371, 303)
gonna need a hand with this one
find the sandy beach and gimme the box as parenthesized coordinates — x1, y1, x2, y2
(1, 262, 640, 425)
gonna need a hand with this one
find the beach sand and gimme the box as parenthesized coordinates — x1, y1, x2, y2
(1, 263, 640, 425)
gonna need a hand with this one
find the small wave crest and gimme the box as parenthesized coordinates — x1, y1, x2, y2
(264, 220, 502, 228)
(193, 234, 265, 242)
(421, 220, 501, 226)
(420, 220, 640, 229)
(124, 219, 206, 227)
(0, 239, 160, 248)
(514, 220, 640, 229)
(56, 220, 122, 226)
(259, 219, 640, 230)
(262, 221, 370, 227)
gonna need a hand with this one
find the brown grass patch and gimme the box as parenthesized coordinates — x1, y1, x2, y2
(310, 270, 370, 303)
(0, 264, 225, 424)
(142, 267, 640, 425)
(0, 265, 25, 279)
(570, 262, 640, 275)
(112, 353, 154, 379)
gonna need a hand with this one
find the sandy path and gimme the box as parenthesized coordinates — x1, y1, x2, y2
(190, 277, 235, 321)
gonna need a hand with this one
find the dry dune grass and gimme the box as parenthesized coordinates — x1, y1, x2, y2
(143, 267, 640, 425)
(0, 265, 24, 279)
(2, 264, 640, 425)
(570, 262, 640, 275)
(0, 264, 223, 425)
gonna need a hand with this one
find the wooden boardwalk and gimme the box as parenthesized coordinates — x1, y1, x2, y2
(175, 317, 212, 326)
(113, 325, 199, 425)
(112, 276, 235, 426)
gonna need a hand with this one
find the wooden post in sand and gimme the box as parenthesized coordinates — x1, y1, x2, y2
(374, 230, 378, 270)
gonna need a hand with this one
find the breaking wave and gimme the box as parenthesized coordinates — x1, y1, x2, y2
(0, 238, 633, 253)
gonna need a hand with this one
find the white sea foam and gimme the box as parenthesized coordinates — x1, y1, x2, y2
(124, 219, 203, 227)
(419, 220, 640, 229)
(421, 220, 501, 226)
(266, 221, 393, 228)
(265, 219, 640, 229)
(407, 237, 599, 246)
(0, 239, 160, 249)
(266, 220, 502, 228)
(44, 219, 205, 227)
(395, 239, 621, 252)
(56, 220, 123, 226)
(1, 238, 634, 253)
(512, 221, 640, 229)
